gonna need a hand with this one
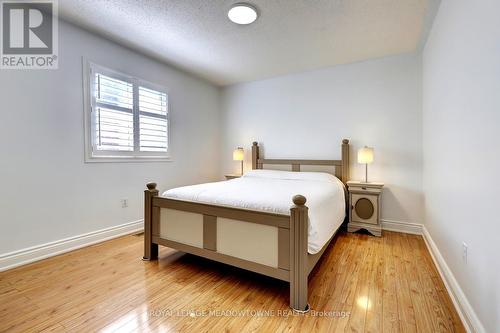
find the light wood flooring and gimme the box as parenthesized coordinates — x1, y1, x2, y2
(0, 230, 464, 332)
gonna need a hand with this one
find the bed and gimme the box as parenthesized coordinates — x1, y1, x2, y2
(143, 139, 350, 312)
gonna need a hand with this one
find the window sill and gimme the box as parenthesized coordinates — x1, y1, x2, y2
(84, 155, 172, 163)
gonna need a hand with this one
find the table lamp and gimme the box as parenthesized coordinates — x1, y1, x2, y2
(233, 147, 244, 175)
(358, 146, 374, 183)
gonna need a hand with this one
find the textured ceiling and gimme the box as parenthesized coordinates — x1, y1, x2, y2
(59, 0, 437, 86)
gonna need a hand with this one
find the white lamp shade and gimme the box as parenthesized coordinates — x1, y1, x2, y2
(358, 146, 374, 164)
(233, 147, 244, 161)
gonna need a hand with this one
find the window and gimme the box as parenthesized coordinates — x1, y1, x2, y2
(84, 62, 170, 161)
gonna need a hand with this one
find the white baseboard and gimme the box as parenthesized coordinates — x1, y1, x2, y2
(381, 219, 423, 235)
(0, 220, 143, 272)
(422, 226, 485, 333)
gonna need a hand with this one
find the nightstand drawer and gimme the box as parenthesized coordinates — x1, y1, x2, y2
(351, 193, 378, 225)
(348, 187, 381, 195)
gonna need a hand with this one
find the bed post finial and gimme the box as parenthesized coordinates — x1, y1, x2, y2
(341, 139, 350, 184)
(143, 182, 159, 261)
(292, 194, 306, 206)
(252, 141, 260, 170)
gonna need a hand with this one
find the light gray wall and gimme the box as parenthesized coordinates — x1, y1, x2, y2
(0, 21, 221, 254)
(221, 54, 423, 226)
(423, 0, 500, 331)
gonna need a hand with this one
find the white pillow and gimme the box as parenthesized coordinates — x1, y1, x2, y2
(243, 169, 337, 182)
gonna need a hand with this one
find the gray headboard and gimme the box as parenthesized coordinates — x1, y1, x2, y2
(251, 139, 350, 184)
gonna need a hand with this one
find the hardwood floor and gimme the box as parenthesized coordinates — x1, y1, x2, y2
(0, 230, 464, 332)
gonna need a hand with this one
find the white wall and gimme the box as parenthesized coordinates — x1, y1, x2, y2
(0, 21, 221, 255)
(221, 54, 423, 226)
(423, 0, 500, 331)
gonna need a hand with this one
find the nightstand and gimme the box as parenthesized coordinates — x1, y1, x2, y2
(225, 174, 241, 180)
(347, 181, 384, 237)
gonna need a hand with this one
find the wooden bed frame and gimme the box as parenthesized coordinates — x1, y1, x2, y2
(143, 139, 350, 312)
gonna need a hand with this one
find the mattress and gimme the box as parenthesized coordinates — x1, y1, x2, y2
(162, 169, 346, 254)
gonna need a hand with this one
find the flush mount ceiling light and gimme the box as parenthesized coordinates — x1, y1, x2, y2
(228, 3, 258, 25)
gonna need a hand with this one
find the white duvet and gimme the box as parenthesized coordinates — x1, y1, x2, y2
(162, 170, 346, 254)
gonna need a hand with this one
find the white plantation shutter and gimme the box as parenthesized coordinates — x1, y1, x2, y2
(87, 63, 170, 160)
(139, 86, 168, 152)
(94, 73, 134, 151)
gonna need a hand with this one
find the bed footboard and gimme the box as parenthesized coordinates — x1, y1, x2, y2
(142, 182, 311, 312)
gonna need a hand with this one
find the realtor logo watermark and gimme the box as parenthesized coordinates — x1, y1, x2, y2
(1, 0, 58, 69)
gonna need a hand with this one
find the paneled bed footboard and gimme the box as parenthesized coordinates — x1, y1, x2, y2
(142, 182, 314, 312)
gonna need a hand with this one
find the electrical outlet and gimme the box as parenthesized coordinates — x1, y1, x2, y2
(121, 199, 128, 208)
(462, 242, 468, 264)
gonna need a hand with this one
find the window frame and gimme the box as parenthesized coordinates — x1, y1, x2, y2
(83, 60, 171, 163)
